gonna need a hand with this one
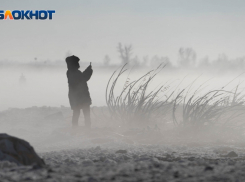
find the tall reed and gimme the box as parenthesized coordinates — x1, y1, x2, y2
(106, 64, 172, 126)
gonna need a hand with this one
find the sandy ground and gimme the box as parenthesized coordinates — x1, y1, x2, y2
(1, 106, 245, 182)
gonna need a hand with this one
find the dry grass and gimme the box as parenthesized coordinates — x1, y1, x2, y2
(172, 83, 245, 129)
(104, 64, 245, 140)
(106, 64, 173, 127)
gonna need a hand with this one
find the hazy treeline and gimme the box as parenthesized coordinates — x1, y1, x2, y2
(113, 43, 245, 73)
(1, 43, 245, 73)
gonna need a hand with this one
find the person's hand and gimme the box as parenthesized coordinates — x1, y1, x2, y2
(89, 62, 92, 69)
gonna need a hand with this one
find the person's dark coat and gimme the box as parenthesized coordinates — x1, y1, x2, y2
(66, 66, 93, 110)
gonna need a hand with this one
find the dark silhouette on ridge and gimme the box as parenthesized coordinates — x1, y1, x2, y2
(66, 55, 93, 128)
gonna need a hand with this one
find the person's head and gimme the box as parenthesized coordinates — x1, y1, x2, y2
(66, 55, 80, 70)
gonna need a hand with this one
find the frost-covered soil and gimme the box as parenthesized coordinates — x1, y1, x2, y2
(1, 106, 245, 182)
(1, 144, 245, 182)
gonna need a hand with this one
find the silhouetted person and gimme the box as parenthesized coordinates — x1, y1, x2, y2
(66, 55, 93, 129)
(19, 73, 26, 84)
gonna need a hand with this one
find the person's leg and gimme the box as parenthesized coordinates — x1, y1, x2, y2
(82, 105, 91, 129)
(72, 109, 80, 127)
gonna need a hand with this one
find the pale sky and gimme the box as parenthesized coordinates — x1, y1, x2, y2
(1, 0, 245, 64)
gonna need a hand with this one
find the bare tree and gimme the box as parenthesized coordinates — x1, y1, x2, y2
(117, 43, 133, 65)
(103, 55, 111, 66)
(178, 48, 196, 68)
(131, 56, 141, 67)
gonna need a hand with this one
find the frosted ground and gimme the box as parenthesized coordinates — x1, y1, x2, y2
(1, 106, 245, 181)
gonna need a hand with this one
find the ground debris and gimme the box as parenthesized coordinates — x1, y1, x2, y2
(221, 151, 238, 158)
(115, 150, 127, 154)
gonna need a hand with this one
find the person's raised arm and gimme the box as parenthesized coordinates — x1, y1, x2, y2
(83, 62, 93, 81)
